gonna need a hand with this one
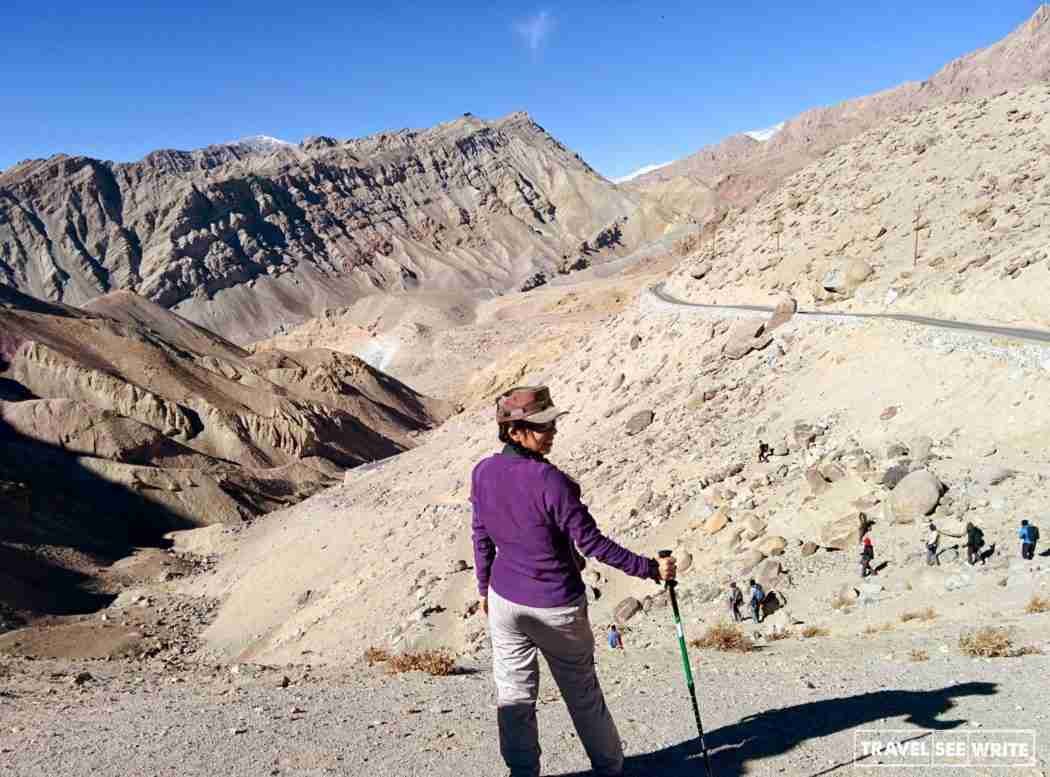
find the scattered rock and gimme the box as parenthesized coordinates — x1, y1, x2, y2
(737, 549, 766, 575)
(450, 559, 469, 573)
(723, 319, 773, 360)
(820, 514, 863, 550)
(703, 510, 730, 535)
(879, 463, 911, 489)
(625, 410, 655, 436)
(614, 597, 642, 625)
(756, 535, 788, 556)
(975, 465, 1013, 487)
(804, 467, 830, 497)
(801, 541, 820, 557)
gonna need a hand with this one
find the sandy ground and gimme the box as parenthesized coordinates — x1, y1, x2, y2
(2, 615, 1048, 777)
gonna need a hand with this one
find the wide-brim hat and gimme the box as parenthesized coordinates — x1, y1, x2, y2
(496, 385, 567, 424)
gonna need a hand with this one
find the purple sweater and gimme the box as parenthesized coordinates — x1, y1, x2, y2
(471, 446, 658, 608)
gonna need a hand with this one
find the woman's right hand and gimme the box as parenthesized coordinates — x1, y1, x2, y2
(657, 554, 677, 582)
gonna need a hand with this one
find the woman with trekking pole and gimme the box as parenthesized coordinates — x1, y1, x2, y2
(472, 385, 677, 777)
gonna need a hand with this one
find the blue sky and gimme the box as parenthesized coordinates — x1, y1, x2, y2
(0, 1, 1042, 179)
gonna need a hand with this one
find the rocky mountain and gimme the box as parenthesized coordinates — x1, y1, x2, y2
(0, 113, 672, 343)
(0, 285, 451, 624)
(627, 5, 1050, 220)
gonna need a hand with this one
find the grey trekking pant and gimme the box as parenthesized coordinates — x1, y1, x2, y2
(488, 588, 624, 777)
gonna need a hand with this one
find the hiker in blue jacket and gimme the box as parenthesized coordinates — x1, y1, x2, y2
(749, 578, 765, 623)
(1019, 520, 1040, 560)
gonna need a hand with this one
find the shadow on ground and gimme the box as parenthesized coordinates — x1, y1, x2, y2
(551, 682, 997, 777)
(0, 414, 196, 625)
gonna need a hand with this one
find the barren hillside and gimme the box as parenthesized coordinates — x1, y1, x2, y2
(0, 113, 674, 343)
(627, 5, 1050, 222)
(0, 285, 451, 628)
(665, 84, 1050, 327)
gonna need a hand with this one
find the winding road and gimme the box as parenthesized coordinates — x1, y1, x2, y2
(650, 282, 1050, 345)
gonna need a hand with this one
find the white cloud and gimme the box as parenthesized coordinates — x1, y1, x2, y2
(515, 11, 554, 51)
(611, 161, 672, 184)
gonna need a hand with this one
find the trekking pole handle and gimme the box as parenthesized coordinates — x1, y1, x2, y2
(657, 549, 677, 590)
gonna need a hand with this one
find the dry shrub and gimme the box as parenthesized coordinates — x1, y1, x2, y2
(958, 628, 1040, 658)
(830, 591, 855, 610)
(386, 649, 457, 676)
(908, 648, 929, 662)
(900, 607, 937, 623)
(766, 629, 793, 641)
(364, 646, 391, 666)
(674, 233, 702, 257)
(690, 622, 754, 653)
(1025, 595, 1050, 614)
(863, 622, 894, 635)
(801, 625, 830, 638)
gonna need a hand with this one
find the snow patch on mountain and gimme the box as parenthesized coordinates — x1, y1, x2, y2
(744, 122, 785, 142)
(611, 161, 672, 184)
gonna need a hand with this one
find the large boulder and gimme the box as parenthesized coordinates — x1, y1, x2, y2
(723, 319, 773, 360)
(614, 597, 642, 625)
(886, 469, 942, 524)
(753, 558, 782, 590)
(820, 514, 863, 550)
(737, 549, 766, 575)
(821, 258, 874, 295)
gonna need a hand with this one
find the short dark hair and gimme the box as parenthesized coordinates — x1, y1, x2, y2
(498, 419, 550, 444)
(1022, 519, 1029, 526)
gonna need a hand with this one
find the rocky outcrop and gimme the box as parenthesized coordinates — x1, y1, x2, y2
(1, 113, 666, 343)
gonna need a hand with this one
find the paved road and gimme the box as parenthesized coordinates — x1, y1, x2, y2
(650, 282, 1050, 345)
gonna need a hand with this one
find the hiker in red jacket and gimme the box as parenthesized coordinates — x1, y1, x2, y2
(861, 536, 875, 578)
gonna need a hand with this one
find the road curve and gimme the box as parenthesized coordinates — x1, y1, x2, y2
(650, 283, 1050, 345)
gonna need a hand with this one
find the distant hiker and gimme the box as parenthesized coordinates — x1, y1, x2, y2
(757, 440, 771, 463)
(727, 582, 744, 622)
(860, 536, 875, 578)
(749, 578, 765, 623)
(965, 522, 986, 565)
(858, 511, 872, 538)
(1019, 520, 1040, 560)
(472, 385, 676, 777)
(926, 523, 941, 566)
(607, 624, 624, 651)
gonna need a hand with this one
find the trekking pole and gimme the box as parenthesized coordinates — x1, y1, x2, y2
(659, 549, 714, 777)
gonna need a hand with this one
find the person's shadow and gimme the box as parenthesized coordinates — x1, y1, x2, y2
(550, 682, 997, 777)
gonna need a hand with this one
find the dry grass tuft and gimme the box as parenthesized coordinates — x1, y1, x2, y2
(900, 607, 937, 623)
(908, 648, 929, 662)
(766, 629, 793, 641)
(1025, 595, 1050, 614)
(690, 622, 754, 653)
(364, 646, 391, 666)
(386, 649, 457, 676)
(863, 622, 895, 635)
(675, 233, 702, 257)
(830, 591, 856, 611)
(958, 628, 1041, 658)
(801, 625, 830, 639)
